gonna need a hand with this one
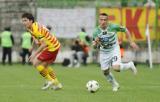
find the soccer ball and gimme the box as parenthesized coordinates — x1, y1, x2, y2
(86, 80, 100, 93)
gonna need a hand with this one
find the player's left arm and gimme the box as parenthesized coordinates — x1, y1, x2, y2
(125, 28, 139, 50)
(115, 24, 139, 50)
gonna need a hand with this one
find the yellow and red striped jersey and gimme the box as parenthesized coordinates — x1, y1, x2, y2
(28, 22, 60, 51)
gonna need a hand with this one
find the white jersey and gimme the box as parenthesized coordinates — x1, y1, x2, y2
(93, 23, 126, 69)
(93, 23, 126, 52)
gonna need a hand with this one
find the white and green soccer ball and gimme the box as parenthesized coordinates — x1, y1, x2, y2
(86, 80, 100, 93)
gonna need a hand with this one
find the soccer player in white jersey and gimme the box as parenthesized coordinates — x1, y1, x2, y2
(92, 13, 139, 92)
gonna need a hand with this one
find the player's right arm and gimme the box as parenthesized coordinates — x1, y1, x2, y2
(92, 37, 100, 47)
(92, 29, 100, 48)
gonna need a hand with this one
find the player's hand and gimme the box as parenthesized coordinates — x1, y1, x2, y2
(92, 41, 97, 47)
(130, 42, 139, 51)
(95, 37, 100, 43)
(93, 37, 100, 45)
(92, 37, 100, 48)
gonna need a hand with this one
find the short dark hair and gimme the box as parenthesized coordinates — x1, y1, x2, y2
(22, 13, 34, 22)
(100, 13, 108, 17)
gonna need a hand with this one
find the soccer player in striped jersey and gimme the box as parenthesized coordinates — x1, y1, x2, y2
(93, 13, 139, 92)
(21, 13, 62, 90)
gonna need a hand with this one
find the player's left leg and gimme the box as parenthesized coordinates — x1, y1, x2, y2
(103, 69, 120, 92)
(32, 60, 54, 88)
(100, 50, 119, 92)
(120, 61, 137, 74)
(112, 60, 137, 74)
(40, 66, 62, 90)
(112, 46, 137, 74)
(45, 66, 62, 90)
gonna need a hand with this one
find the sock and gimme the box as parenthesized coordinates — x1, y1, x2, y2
(36, 65, 53, 81)
(120, 62, 132, 71)
(47, 66, 60, 85)
(47, 67, 56, 79)
(105, 72, 118, 86)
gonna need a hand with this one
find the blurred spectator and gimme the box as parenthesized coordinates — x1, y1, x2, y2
(81, 36, 91, 65)
(68, 39, 83, 68)
(46, 25, 52, 31)
(78, 27, 91, 66)
(0, 27, 14, 65)
(19, 31, 33, 65)
(78, 28, 87, 43)
(46, 25, 55, 35)
(78, 27, 91, 46)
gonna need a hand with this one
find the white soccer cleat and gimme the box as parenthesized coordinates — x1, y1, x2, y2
(41, 81, 53, 90)
(51, 83, 63, 90)
(68, 64, 73, 68)
(75, 63, 80, 68)
(112, 83, 120, 92)
(130, 61, 137, 75)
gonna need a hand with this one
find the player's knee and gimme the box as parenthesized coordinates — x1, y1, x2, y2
(32, 61, 39, 67)
(103, 69, 109, 75)
(112, 65, 120, 72)
(32, 62, 37, 67)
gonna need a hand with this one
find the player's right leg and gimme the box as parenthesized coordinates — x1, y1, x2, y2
(45, 66, 62, 90)
(100, 51, 120, 92)
(103, 69, 120, 92)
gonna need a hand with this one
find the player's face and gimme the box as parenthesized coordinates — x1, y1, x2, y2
(99, 15, 108, 29)
(22, 17, 33, 29)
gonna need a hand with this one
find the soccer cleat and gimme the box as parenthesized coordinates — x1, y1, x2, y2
(130, 61, 137, 75)
(41, 81, 53, 90)
(75, 63, 80, 68)
(51, 83, 63, 90)
(68, 64, 73, 68)
(112, 83, 120, 92)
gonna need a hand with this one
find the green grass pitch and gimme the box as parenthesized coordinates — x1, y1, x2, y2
(0, 64, 160, 102)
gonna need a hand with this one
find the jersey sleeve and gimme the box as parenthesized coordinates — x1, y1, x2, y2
(114, 24, 126, 32)
(92, 29, 99, 41)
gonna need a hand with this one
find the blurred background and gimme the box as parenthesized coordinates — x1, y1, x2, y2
(0, 0, 159, 66)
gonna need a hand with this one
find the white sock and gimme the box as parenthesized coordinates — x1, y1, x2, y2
(120, 62, 132, 71)
(106, 72, 118, 86)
